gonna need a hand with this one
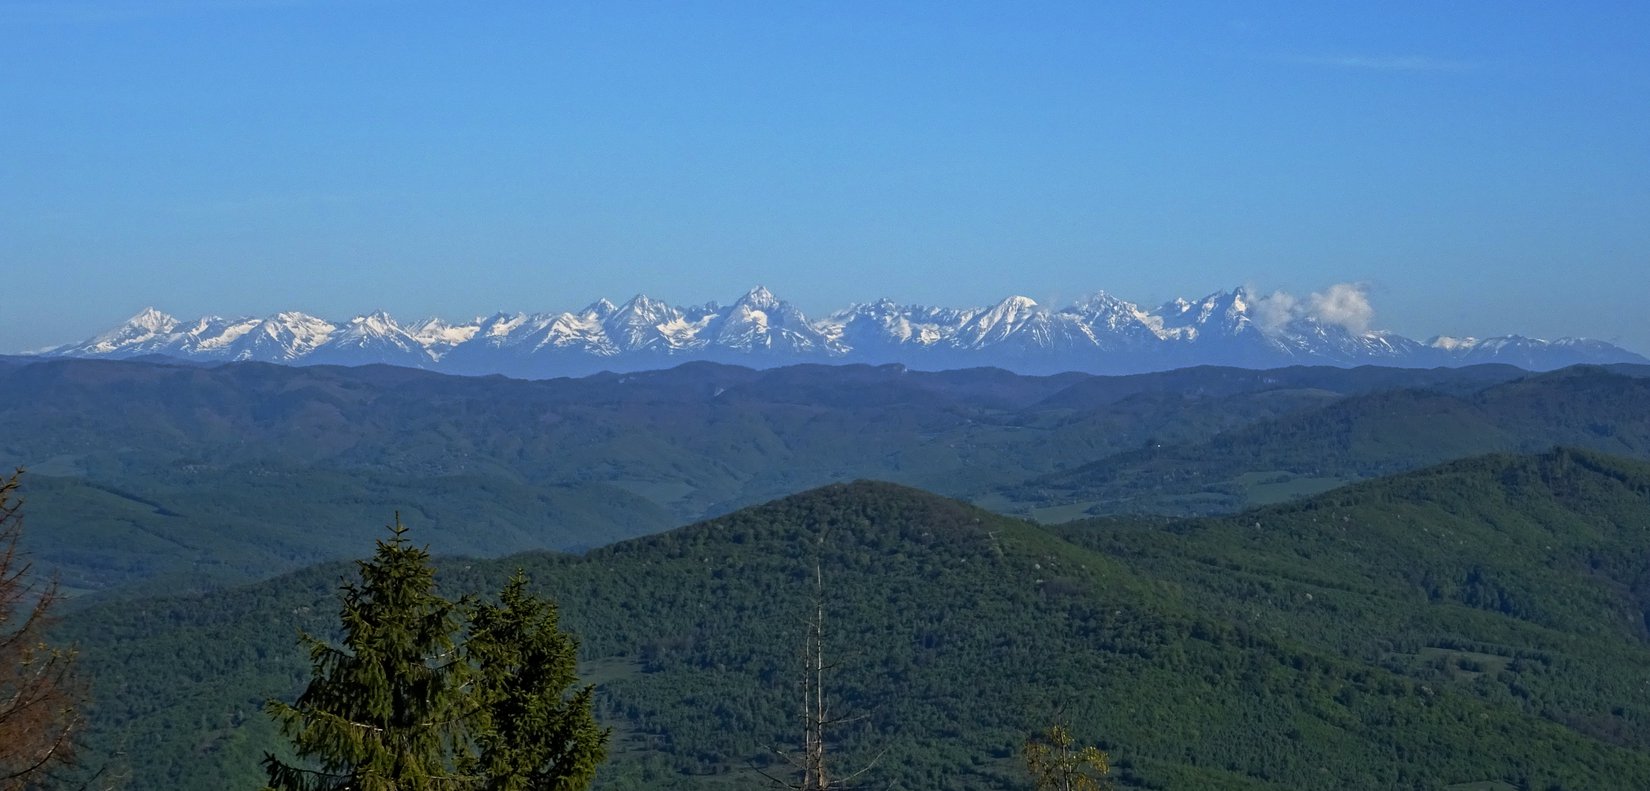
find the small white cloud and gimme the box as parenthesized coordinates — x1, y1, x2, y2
(1307, 283, 1376, 334)
(1248, 282, 1377, 335)
(1251, 290, 1300, 332)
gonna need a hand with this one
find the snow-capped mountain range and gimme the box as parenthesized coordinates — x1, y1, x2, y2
(43, 286, 1647, 377)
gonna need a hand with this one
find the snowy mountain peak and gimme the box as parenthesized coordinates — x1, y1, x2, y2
(613, 294, 674, 321)
(409, 318, 481, 354)
(267, 310, 329, 326)
(1428, 336, 1478, 351)
(1152, 288, 1257, 338)
(77, 307, 181, 354)
(735, 285, 782, 311)
(46, 288, 1648, 375)
(127, 306, 177, 331)
(600, 294, 685, 351)
(582, 299, 618, 320)
(954, 296, 1043, 349)
(1073, 291, 1123, 310)
(349, 310, 399, 331)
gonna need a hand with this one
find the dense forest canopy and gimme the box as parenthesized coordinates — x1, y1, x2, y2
(49, 449, 1650, 790)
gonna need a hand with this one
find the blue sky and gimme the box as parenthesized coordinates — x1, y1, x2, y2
(3, 1, 1647, 353)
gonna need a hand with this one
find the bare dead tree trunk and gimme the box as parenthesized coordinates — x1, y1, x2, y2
(803, 549, 827, 790)
(760, 529, 882, 791)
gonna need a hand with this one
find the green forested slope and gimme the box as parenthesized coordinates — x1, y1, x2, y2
(1005, 366, 1650, 516)
(56, 450, 1650, 790)
(20, 469, 671, 597)
(7, 358, 1554, 594)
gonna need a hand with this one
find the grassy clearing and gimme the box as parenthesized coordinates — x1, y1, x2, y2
(1027, 501, 1103, 524)
(1233, 471, 1349, 505)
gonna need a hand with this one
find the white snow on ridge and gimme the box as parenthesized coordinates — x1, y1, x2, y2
(1429, 336, 1478, 352)
(189, 317, 262, 351)
(409, 318, 482, 350)
(85, 307, 178, 353)
(44, 287, 1648, 374)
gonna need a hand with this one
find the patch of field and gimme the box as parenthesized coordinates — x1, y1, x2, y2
(1234, 471, 1349, 505)
(966, 492, 1029, 516)
(606, 478, 699, 507)
(1028, 501, 1104, 524)
(1442, 782, 1517, 791)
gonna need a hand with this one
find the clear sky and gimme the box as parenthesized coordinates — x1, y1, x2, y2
(3, 1, 1647, 353)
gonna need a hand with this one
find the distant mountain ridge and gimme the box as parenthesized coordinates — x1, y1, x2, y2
(46, 286, 1647, 376)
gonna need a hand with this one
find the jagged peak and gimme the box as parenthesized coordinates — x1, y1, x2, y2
(48, 287, 1648, 371)
(734, 285, 782, 310)
(1070, 291, 1135, 313)
(612, 294, 678, 320)
(353, 309, 396, 322)
(124, 306, 177, 329)
(266, 310, 329, 324)
(830, 298, 902, 319)
(182, 315, 232, 330)
(83, 307, 179, 351)
(1190, 287, 1248, 310)
(409, 316, 456, 330)
(582, 298, 618, 319)
(988, 295, 1040, 313)
(343, 311, 405, 335)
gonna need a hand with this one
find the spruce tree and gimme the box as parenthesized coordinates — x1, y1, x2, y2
(465, 572, 607, 791)
(263, 520, 608, 791)
(263, 517, 467, 791)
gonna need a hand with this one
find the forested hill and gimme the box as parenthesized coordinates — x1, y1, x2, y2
(59, 449, 1650, 789)
(8, 356, 1650, 598)
(1001, 364, 1650, 516)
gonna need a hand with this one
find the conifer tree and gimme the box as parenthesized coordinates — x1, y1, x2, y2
(464, 572, 607, 791)
(263, 519, 608, 791)
(263, 517, 467, 791)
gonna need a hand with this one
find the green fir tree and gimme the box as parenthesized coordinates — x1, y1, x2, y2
(262, 519, 606, 791)
(465, 572, 607, 791)
(263, 517, 467, 791)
